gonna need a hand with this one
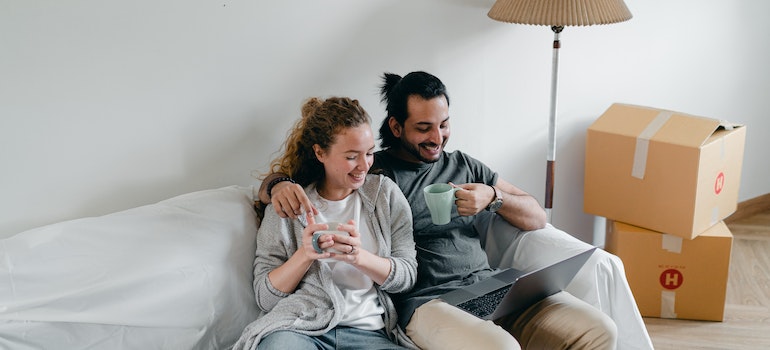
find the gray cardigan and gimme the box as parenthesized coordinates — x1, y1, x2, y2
(233, 174, 418, 349)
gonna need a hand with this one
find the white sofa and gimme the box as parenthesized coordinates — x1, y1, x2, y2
(0, 186, 260, 349)
(0, 186, 652, 349)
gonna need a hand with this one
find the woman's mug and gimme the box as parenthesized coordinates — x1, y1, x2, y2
(311, 222, 349, 253)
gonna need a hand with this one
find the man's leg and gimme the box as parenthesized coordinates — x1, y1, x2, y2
(510, 227, 653, 349)
(496, 291, 618, 350)
(406, 299, 521, 350)
(475, 212, 653, 349)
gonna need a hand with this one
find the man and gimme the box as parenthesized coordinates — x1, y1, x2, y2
(261, 71, 653, 349)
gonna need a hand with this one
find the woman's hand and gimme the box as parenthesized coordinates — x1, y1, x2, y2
(325, 220, 362, 264)
(301, 213, 333, 260)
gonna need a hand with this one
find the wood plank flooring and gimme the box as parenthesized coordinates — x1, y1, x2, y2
(643, 209, 770, 350)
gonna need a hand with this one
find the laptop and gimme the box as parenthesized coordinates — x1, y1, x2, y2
(439, 247, 596, 320)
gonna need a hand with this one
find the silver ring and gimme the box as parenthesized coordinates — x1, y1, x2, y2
(348, 246, 356, 255)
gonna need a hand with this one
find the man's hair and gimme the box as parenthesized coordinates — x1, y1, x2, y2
(378, 71, 449, 149)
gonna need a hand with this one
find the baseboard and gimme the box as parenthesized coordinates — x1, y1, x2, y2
(725, 193, 770, 223)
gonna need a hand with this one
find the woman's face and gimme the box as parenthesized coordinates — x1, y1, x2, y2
(314, 123, 375, 200)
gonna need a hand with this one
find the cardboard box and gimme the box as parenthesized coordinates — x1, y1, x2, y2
(584, 103, 746, 239)
(606, 220, 733, 321)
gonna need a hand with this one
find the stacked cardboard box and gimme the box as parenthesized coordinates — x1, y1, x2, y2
(583, 103, 746, 321)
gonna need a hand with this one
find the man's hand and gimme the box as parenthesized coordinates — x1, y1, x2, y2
(451, 182, 495, 216)
(270, 180, 319, 219)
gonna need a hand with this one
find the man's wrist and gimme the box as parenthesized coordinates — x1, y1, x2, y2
(485, 185, 503, 212)
(266, 176, 295, 197)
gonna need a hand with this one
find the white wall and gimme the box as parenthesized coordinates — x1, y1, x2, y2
(2, 0, 769, 241)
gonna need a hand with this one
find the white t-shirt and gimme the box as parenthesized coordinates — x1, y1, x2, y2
(308, 185, 385, 330)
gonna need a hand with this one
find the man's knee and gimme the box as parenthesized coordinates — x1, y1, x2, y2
(407, 299, 521, 350)
(504, 291, 617, 350)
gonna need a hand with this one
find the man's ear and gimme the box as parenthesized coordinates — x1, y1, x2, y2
(387, 117, 402, 138)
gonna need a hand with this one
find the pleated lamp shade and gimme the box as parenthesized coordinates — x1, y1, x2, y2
(488, 0, 632, 26)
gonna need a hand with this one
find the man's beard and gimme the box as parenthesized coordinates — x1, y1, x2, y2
(399, 134, 444, 164)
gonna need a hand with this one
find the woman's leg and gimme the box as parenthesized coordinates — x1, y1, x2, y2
(336, 327, 410, 350)
(406, 299, 521, 350)
(258, 330, 330, 350)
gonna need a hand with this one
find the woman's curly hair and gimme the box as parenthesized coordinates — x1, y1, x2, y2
(268, 96, 371, 187)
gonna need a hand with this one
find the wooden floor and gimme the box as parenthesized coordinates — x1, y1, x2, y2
(643, 205, 770, 350)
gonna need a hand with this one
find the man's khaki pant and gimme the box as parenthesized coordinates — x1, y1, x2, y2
(406, 291, 617, 350)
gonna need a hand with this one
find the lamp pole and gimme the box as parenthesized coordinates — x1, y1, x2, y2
(545, 25, 563, 222)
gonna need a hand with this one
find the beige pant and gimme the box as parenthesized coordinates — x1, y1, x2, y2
(406, 291, 617, 350)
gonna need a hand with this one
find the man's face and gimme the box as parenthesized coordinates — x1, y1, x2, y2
(390, 95, 450, 163)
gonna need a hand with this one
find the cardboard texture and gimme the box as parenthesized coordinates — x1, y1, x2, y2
(584, 103, 746, 239)
(606, 220, 733, 321)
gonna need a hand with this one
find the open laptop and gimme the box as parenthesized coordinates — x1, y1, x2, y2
(439, 247, 596, 320)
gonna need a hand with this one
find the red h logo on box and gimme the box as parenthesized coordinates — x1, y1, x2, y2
(660, 269, 684, 290)
(715, 172, 725, 195)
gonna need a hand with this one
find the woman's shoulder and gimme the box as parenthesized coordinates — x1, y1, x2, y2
(364, 173, 398, 189)
(359, 174, 402, 203)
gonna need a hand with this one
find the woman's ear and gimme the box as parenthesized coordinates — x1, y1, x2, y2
(313, 144, 325, 162)
(388, 117, 402, 138)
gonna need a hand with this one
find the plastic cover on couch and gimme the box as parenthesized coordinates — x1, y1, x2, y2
(0, 186, 261, 350)
(475, 211, 654, 350)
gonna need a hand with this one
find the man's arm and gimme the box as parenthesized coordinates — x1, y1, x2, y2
(257, 172, 286, 205)
(492, 178, 547, 231)
(257, 173, 318, 219)
(453, 178, 546, 231)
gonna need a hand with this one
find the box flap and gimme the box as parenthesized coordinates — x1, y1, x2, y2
(591, 103, 741, 147)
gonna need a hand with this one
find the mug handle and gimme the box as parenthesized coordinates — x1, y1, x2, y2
(311, 232, 324, 253)
(451, 186, 461, 200)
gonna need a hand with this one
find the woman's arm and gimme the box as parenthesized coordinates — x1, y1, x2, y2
(254, 212, 330, 311)
(377, 177, 418, 293)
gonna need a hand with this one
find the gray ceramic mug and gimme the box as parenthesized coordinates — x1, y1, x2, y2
(311, 222, 349, 253)
(423, 184, 460, 225)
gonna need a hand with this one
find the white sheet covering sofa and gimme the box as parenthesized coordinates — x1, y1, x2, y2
(0, 185, 653, 349)
(0, 186, 261, 349)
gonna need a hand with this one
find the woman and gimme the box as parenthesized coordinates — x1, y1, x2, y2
(234, 97, 418, 350)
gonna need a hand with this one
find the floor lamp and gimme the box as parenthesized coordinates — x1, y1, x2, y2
(488, 0, 632, 222)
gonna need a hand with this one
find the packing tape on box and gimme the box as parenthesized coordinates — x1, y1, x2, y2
(661, 235, 681, 318)
(661, 290, 678, 318)
(632, 111, 673, 179)
(662, 234, 682, 253)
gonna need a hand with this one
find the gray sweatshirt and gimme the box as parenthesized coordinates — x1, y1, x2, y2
(233, 174, 418, 349)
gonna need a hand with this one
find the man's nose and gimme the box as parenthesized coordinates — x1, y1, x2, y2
(428, 127, 443, 145)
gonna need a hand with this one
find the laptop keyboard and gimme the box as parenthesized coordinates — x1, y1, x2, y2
(456, 285, 512, 318)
